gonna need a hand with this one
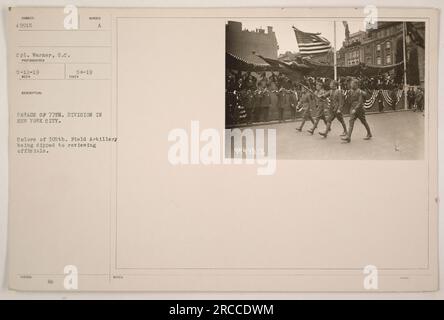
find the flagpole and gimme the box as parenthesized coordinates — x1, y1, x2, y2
(402, 21, 408, 110)
(333, 21, 337, 81)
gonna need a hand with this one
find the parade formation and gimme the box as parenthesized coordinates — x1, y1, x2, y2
(226, 71, 424, 143)
(226, 20, 425, 152)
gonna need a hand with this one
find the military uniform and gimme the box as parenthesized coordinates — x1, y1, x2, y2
(390, 89, 397, 110)
(289, 90, 298, 120)
(343, 88, 372, 142)
(308, 88, 328, 134)
(296, 91, 314, 131)
(225, 90, 238, 126)
(377, 90, 384, 112)
(415, 90, 424, 112)
(225, 75, 237, 126)
(407, 89, 416, 109)
(253, 88, 262, 122)
(241, 89, 255, 124)
(258, 88, 271, 122)
(269, 89, 279, 122)
(278, 88, 291, 122)
(319, 88, 347, 137)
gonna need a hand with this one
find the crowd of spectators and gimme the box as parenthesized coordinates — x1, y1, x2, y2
(225, 70, 423, 126)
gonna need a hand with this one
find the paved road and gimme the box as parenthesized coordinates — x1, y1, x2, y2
(236, 111, 424, 160)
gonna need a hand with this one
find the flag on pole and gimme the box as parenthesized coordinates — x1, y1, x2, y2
(255, 55, 306, 82)
(292, 26, 332, 55)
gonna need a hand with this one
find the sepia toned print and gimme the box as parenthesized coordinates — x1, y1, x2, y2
(6, 7, 438, 292)
(226, 20, 425, 159)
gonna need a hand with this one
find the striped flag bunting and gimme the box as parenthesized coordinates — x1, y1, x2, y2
(341, 89, 403, 109)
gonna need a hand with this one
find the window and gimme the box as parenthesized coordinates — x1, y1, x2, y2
(386, 54, 392, 64)
(376, 44, 381, 52)
(386, 41, 391, 49)
(377, 57, 382, 65)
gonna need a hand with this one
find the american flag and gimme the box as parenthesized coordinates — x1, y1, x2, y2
(293, 27, 332, 55)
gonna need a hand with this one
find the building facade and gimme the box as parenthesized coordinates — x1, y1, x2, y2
(226, 21, 279, 61)
(337, 22, 425, 86)
(342, 30, 366, 66)
(339, 24, 402, 67)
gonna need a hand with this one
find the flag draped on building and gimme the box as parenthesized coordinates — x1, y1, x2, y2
(293, 27, 332, 55)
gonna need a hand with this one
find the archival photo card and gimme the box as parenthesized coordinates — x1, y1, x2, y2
(6, 7, 439, 292)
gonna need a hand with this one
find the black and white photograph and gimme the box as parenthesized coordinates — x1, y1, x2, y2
(226, 19, 426, 159)
(1, 4, 441, 301)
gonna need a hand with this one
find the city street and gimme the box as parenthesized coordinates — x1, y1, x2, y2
(243, 110, 424, 160)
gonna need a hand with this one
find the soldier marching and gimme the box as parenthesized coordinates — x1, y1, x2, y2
(341, 79, 373, 143)
(307, 81, 329, 135)
(226, 70, 426, 146)
(319, 80, 348, 138)
(295, 85, 314, 132)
